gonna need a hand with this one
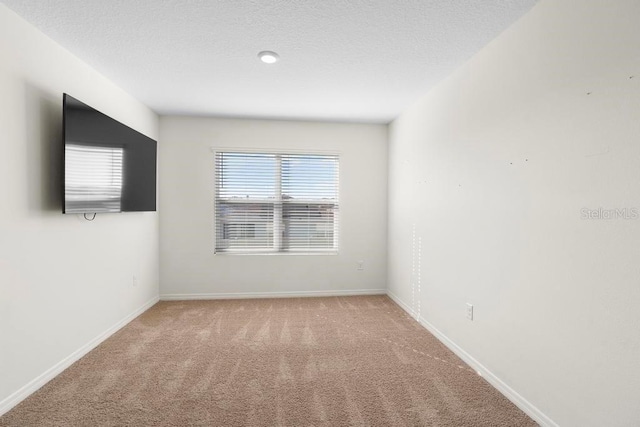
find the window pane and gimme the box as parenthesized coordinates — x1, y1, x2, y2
(217, 152, 277, 199)
(215, 202, 275, 251)
(281, 155, 338, 201)
(282, 203, 337, 251)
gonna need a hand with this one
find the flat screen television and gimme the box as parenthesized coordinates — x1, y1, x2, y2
(63, 94, 157, 214)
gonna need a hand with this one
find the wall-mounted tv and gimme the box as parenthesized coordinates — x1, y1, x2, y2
(63, 94, 157, 214)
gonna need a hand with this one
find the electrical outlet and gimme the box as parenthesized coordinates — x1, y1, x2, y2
(357, 260, 364, 271)
(466, 303, 473, 320)
(132, 275, 139, 287)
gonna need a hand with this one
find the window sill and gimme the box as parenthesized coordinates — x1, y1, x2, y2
(214, 251, 339, 256)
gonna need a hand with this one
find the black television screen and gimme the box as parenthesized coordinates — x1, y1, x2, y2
(63, 94, 157, 214)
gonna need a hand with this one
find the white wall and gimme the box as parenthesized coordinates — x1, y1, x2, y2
(160, 117, 387, 298)
(0, 5, 159, 413)
(388, 0, 640, 426)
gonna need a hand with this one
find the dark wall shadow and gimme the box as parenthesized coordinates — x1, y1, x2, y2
(24, 82, 63, 215)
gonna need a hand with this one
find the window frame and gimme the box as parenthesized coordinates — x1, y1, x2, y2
(211, 147, 340, 255)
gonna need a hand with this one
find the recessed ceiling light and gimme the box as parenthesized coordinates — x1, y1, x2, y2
(258, 51, 279, 64)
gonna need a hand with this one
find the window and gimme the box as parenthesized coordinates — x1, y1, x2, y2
(214, 151, 339, 254)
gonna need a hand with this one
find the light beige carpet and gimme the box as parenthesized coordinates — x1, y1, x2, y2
(0, 296, 537, 426)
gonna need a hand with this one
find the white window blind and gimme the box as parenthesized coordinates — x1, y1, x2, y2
(214, 151, 339, 254)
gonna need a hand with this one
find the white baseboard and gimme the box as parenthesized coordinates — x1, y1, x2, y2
(386, 290, 557, 427)
(160, 288, 387, 301)
(0, 295, 159, 417)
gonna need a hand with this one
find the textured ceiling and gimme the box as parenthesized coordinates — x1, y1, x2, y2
(4, 0, 537, 123)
